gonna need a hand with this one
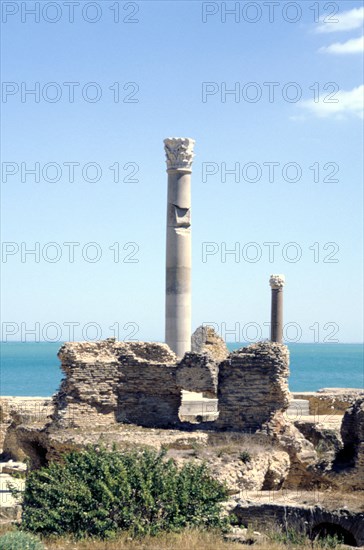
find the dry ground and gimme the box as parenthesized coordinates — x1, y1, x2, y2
(0, 527, 350, 550)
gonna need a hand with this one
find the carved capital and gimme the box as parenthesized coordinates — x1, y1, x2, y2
(269, 274, 286, 289)
(164, 137, 195, 172)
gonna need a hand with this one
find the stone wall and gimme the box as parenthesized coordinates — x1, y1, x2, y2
(54, 340, 179, 429)
(294, 389, 364, 416)
(233, 502, 364, 547)
(50, 339, 291, 432)
(217, 342, 291, 431)
(176, 352, 218, 398)
(117, 343, 180, 428)
(331, 397, 364, 490)
(0, 397, 53, 454)
(54, 340, 122, 428)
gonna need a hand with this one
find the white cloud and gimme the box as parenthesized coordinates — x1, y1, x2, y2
(300, 85, 364, 119)
(319, 35, 364, 54)
(316, 6, 364, 33)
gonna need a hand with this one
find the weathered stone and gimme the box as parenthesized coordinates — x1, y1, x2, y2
(191, 325, 229, 363)
(232, 501, 364, 547)
(294, 389, 364, 416)
(117, 343, 180, 428)
(295, 420, 342, 469)
(54, 340, 180, 430)
(176, 352, 218, 398)
(265, 417, 317, 489)
(0, 461, 26, 475)
(51, 339, 293, 434)
(217, 342, 291, 431)
(329, 398, 364, 490)
(0, 397, 53, 454)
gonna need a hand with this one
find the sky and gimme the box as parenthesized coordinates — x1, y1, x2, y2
(1, 0, 363, 344)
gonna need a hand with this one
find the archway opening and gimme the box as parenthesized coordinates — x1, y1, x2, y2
(179, 391, 218, 424)
(311, 522, 357, 547)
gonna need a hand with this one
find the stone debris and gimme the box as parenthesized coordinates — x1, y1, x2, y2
(0, 461, 27, 475)
(294, 388, 364, 416)
(0, 397, 53, 453)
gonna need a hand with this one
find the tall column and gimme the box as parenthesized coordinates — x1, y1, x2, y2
(164, 137, 195, 358)
(269, 274, 285, 343)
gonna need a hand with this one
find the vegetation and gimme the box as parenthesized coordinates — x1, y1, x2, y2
(239, 450, 252, 463)
(0, 527, 348, 550)
(271, 528, 344, 548)
(16, 446, 229, 539)
(0, 530, 44, 550)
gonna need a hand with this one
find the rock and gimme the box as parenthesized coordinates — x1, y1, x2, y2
(329, 398, 364, 489)
(223, 527, 268, 545)
(264, 451, 290, 489)
(0, 397, 53, 454)
(295, 420, 342, 468)
(0, 461, 27, 475)
(263, 417, 318, 488)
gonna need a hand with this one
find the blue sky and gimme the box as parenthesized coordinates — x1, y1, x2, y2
(1, 0, 363, 343)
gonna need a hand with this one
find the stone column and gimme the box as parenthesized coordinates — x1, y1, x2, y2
(269, 274, 285, 343)
(164, 137, 195, 358)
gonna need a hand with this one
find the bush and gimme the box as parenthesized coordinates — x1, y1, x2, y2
(20, 446, 229, 539)
(0, 531, 44, 550)
(239, 450, 251, 464)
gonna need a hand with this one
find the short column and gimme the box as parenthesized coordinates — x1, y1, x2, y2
(269, 274, 285, 343)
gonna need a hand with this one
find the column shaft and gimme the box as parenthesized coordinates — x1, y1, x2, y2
(269, 274, 285, 344)
(165, 171, 191, 357)
(271, 288, 283, 343)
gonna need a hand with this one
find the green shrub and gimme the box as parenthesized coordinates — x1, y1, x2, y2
(0, 531, 44, 550)
(317, 534, 343, 548)
(21, 446, 229, 539)
(239, 450, 251, 464)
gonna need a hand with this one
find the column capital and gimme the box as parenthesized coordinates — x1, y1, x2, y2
(164, 137, 195, 172)
(269, 274, 285, 289)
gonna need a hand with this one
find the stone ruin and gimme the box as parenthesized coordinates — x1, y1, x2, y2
(51, 333, 291, 432)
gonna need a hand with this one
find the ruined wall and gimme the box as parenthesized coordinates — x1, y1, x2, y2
(54, 340, 122, 428)
(51, 339, 291, 432)
(217, 342, 291, 431)
(333, 397, 364, 489)
(117, 343, 180, 428)
(53, 340, 180, 429)
(233, 502, 364, 547)
(176, 353, 218, 398)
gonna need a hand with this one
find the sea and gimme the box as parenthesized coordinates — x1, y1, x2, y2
(0, 342, 363, 397)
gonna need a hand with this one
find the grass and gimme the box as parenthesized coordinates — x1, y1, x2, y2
(0, 527, 348, 550)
